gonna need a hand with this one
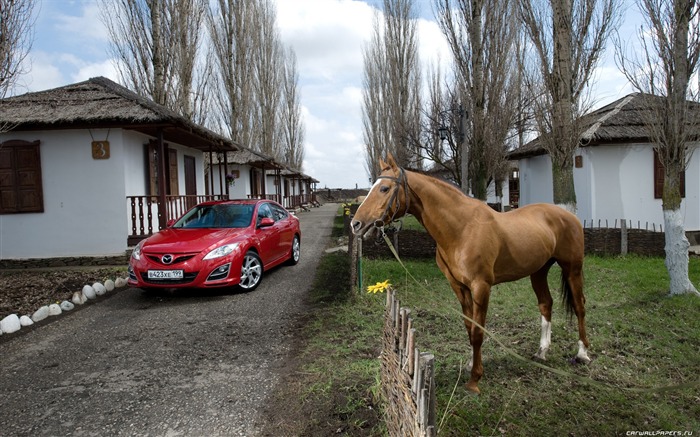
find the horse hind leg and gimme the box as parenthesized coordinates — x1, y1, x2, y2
(530, 261, 554, 360)
(561, 263, 591, 364)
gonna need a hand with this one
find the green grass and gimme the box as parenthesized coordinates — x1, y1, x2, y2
(360, 255, 700, 436)
(298, 206, 700, 435)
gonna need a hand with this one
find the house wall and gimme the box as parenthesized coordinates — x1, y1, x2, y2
(0, 129, 210, 260)
(210, 164, 251, 200)
(517, 155, 553, 205)
(0, 129, 128, 258)
(517, 143, 700, 231)
(485, 180, 510, 210)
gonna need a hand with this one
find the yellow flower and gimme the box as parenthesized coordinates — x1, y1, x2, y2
(367, 280, 392, 294)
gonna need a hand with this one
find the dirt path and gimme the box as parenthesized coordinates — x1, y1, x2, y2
(0, 203, 338, 436)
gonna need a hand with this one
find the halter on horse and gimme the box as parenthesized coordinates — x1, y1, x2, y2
(351, 155, 591, 395)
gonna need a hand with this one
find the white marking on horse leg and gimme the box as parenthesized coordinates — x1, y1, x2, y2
(576, 340, 592, 364)
(534, 315, 551, 360)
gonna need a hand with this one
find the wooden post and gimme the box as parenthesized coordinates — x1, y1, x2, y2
(620, 218, 628, 255)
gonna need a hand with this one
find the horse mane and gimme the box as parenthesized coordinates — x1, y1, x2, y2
(405, 168, 471, 199)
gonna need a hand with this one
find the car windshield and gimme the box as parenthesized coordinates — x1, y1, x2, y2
(173, 204, 254, 229)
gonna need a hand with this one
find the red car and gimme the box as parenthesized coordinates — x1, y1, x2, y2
(128, 199, 300, 291)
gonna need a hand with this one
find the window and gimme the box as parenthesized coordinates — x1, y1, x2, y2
(0, 140, 44, 214)
(270, 203, 288, 221)
(653, 149, 685, 199)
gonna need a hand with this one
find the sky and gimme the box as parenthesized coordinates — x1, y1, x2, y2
(14, 0, 638, 189)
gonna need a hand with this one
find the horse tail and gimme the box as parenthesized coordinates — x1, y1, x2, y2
(560, 271, 575, 319)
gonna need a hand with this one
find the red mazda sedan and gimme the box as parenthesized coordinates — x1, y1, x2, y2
(128, 199, 300, 291)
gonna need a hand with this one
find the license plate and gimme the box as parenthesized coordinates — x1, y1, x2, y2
(147, 270, 184, 280)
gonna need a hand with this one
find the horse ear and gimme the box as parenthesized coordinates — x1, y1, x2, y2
(379, 157, 388, 171)
(385, 153, 398, 169)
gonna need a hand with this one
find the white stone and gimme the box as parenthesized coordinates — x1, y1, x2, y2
(48, 304, 62, 316)
(82, 285, 96, 300)
(32, 306, 50, 322)
(72, 291, 87, 305)
(0, 314, 21, 334)
(93, 282, 106, 296)
(19, 315, 34, 327)
(104, 279, 115, 292)
(60, 301, 75, 311)
(115, 277, 127, 288)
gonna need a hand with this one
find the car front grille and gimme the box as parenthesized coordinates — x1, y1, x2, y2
(146, 254, 197, 265)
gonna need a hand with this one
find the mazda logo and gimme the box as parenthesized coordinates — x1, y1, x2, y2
(161, 254, 173, 264)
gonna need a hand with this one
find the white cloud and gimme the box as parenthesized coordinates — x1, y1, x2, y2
(72, 60, 119, 84)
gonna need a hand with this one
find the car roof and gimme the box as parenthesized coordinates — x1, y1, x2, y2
(196, 199, 267, 207)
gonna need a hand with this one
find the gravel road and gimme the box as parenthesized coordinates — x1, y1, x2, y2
(0, 202, 338, 437)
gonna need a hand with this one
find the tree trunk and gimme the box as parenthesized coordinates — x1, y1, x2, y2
(663, 165, 699, 296)
(552, 158, 576, 212)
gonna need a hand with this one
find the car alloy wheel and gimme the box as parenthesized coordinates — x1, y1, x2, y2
(289, 235, 300, 265)
(239, 251, 263, 290)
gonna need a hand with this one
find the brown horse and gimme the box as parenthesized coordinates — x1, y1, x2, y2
(351, 155, 591, 394)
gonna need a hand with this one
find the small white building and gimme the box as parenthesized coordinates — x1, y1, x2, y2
(0, 77, 236, 262)
(509, 93, 699, 232)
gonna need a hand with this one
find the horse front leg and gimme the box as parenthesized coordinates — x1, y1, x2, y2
(436, 252, 474, 372)
(465, 280, 491, 395)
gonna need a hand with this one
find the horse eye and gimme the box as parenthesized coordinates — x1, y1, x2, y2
(380, 185, 390, 193)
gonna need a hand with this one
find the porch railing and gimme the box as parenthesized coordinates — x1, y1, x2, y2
(128, 192, 318, 246)
(127, 194, 226, 246)
(248, 193, 318, 209)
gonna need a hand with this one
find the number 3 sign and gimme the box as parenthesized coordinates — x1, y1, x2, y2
(92, 141, 110, 159)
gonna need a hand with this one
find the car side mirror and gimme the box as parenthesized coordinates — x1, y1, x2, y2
(166, 219, 176, 227)
(258, 217, 275, 228)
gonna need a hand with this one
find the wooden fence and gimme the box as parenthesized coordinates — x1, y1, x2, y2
(382, 288, 436, 437)
(358, 222, 671, 259)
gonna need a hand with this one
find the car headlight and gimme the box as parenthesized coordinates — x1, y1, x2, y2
(131, 242, 143, 261)
(203, 243, 240, 260)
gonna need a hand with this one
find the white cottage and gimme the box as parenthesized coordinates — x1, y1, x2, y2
(210, 149, 319, 210)
(509, 93, 700, 233)
(0, 77, 237, 263)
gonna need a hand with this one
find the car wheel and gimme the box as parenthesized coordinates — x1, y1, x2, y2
(239, 250, 263, 291)
(288, 235, 300, 265)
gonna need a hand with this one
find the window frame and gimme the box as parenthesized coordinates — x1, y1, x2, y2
(0, 139, 44, 214)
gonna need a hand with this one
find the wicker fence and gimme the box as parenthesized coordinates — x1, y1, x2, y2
(382, 288, 436, 437)
(358, 222, 670, 259)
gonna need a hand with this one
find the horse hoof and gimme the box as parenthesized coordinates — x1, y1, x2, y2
(574, 354, 592, 365)
(533, 348, 548, 361)
(465, 382, 481, 395)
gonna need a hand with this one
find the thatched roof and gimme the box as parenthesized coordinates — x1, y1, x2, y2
(0, 76, 237, 153)
(508, 93, 700, 160)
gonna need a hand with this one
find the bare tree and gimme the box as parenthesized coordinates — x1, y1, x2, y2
(615, 0, 700, 296)
(0, 0, 35, 131)
(100, 0, 207, 120)
(252, 0, 283, 159)
(362, 13, 391, 180)
(280, 48, 305, 170)
(208, 0, 301, 163)
(434, 0, 521, 200)
(207, 0, 257, 146)
(362, 0, 422, 178)
(518, 0, 620, 211)
(169, 0, 209, 124)
(414, 65, 465, 185)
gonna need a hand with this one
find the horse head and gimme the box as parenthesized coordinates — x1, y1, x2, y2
(351, 154, 410, 238)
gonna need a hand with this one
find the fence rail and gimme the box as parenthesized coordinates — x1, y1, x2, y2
(382, 288, 436, 437)
(126, 194, 226, 246)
